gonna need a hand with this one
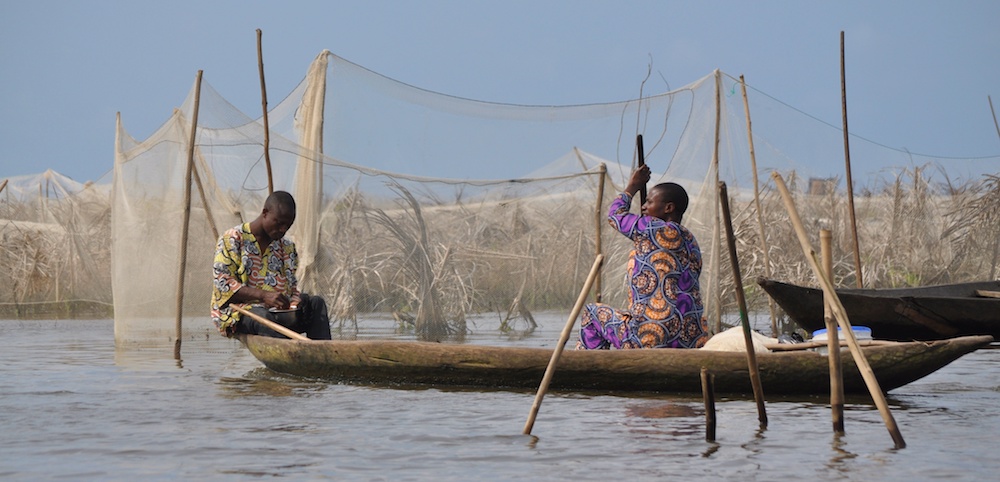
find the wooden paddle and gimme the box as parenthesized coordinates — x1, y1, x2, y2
(523, 254, 604, 435)
(636, 134, 647, 205)
(232, 304, 310, 341)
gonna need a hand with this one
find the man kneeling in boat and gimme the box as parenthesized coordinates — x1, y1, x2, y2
(577, 165, 709, 350)
(210, 190, 332, 340)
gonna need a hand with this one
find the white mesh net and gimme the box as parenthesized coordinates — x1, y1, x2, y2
(98, 51, 998, 344)
(0, 170, 112, 318)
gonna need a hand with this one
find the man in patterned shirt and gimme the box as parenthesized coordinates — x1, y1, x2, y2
(211, 190, 332, 339)
(577, 165, 708, 350)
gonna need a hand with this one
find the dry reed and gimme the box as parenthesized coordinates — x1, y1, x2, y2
(6, 168, 997, 338)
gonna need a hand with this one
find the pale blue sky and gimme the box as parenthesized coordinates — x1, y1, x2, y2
(1, 0, 998, 183)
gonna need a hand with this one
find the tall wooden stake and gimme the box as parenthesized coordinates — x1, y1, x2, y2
(191, 161, 219, 240)
(740, 75, 779, 336)
(990, 95, 1000, 140)
(174, 70, 203, 360)
(773, 171, 905, 449)
(594, 163, 607, 302)
(709, 69, 723, 333)
(821, 229, 845, 433)
(701, 367, 716, 442)
(719, 182, 767, 428)
(257, 29, 274, 194)
(841, 31, 863, 288)
(988, 95, 1000, 280)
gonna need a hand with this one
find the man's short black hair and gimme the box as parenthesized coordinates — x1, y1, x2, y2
(652, 182, 689, 216)
(264, 190, 296, 216)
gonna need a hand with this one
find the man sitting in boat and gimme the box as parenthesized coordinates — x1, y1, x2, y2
(210, 190, 332, 340)
(577, 165, 709, 349)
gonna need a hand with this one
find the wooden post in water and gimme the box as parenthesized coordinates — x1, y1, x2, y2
(523, 254, 603, 435)
(772, 172, 905, 449)
(841, 31, 863, 288)
(174, 70, 203, 360)
(701, 367, 716, 442)
(821, 229, 845, 434)
(709, 69, 723, 334)
(719, 182, 767, 428)
(739, 75, 779, 336)
(257, 29, 274, 194)
(594, 163, 606, 303)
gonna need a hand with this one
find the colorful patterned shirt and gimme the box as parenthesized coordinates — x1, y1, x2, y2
(211, 223, 300, 336)
(609, 192, 704, 325)
(578, 192, 708, 349)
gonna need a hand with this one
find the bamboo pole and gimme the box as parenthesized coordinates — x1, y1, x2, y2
(257, 29, 274, 194)
(701, 367, 716, 442)
(709, 69, 723, 333)
(990, 95, 1000, 140)
(841, 31, 863, 288)
(718, 182, 767, 428)
(0, 179, 7, 196)
(191, 161, 219, 240)
(174, 70, 203, 360)
(38, 182, 43, 221)
(821, 229, 845, 434)
(572, 146, 589, 171)
(594, 163, 607, 303)
(523, 254, 604, 435)
(772, 172, 905, 448)
(739, 75, 779, 336)
(988, 95, 1000, 280)
(232, 305, 310, 341)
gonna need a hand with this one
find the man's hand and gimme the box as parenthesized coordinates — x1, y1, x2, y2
(230, 286, 289, 309)
(626, 164, 651, 197)
(261, 291, 290, 309)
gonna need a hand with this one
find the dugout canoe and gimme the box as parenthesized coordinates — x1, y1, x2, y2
(758, 278, 1000, 341)
(238, 333, 993, 395)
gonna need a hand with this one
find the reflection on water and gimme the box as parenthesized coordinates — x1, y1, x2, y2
(625, 401, 701, 419)
(825, 434, 860, 473)
(1, 317, 999, 480)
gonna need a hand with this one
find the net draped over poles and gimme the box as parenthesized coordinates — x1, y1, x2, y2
(0, 170, 112, 318)
(109, 50, 999, 345)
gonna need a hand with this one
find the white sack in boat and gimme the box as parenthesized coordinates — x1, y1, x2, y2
(700, 326, 777, 353)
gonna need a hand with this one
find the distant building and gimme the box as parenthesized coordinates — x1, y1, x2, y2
(808, 177, 837, 196)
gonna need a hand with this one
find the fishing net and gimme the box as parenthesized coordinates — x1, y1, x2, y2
(97, 51, 999, 344)
(0, 170, 113, 318)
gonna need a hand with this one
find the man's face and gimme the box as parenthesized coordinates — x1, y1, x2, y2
(262, 207, 295, 240)
(641, 189, 673, 221)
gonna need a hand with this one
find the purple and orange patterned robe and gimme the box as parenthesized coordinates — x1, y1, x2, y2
(578, 192, 709, 349)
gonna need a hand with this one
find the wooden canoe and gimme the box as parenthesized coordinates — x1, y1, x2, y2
(758, 278, 1000, 341)
(238, 333, 993, 395)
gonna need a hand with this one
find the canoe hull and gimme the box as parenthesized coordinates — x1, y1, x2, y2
(239, 334, 992, 395)
(758, 279, 1000, 341)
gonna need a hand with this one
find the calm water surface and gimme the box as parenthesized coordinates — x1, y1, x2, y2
(1, 316, 999, 480)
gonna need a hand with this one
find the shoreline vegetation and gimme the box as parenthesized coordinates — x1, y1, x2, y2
(3, 168, 997, 336)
